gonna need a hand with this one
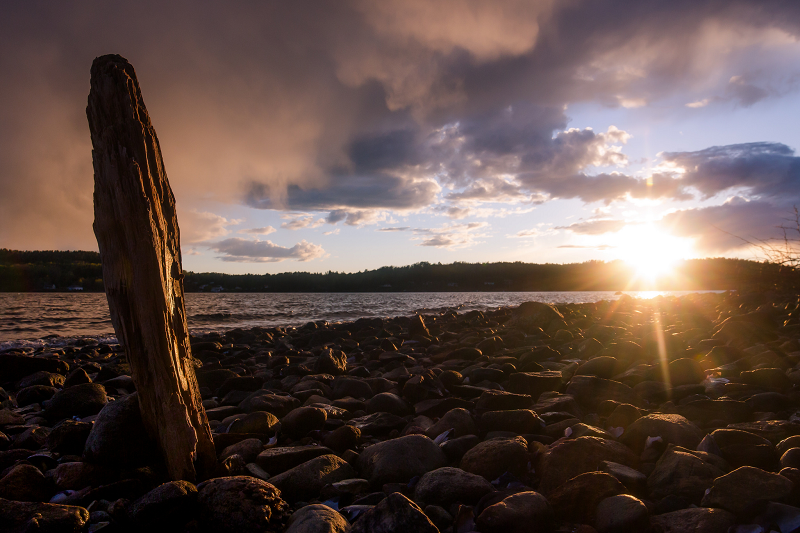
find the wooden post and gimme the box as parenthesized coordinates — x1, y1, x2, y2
(87, 54, 216, 481)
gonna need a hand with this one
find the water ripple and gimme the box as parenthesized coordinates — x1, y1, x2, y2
(0, 290, 722, 346)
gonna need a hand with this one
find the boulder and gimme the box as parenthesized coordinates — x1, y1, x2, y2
(0, 409, 24, 426)
(741, 368, 792, 392)
(605, 403, 641, 430)
(460, 436, 529, 482)
(350, 492, 438, 533)
(707, 428, 777, 470)
(506, 371, 562, 398)
(323, 425, 361, 452)
(331, 378, 374, 400)
(196, 476, 289, 533)
(576, 356, 619, 379)
(13, 426, 49, 450)
(726, 420, 800, 445)
(781, 448, 800, 469)
(269, 454, 356, 503)
(475, 491, 553, 533)
(46, 419, 92, 456)
(0, 464, 53, 502)
(408, 315, 430, 338)
(15, 385, 58, 407)
(700, 465, 793, 516)
(0, 498, 88, 533)
(256, 445, 334, 476)
(239, 391, 300, 416)
(538, 436, 638, 494)
(548, 472, 626, 523)
(52, 462, 99, 490)
(357, 435, 447, 489)
(63, 368, 92, 388)
(531, 392, 582, 419)
(220, 438, 264, 463)
(479, 410, 544, 435)
(286, 503, 351, 533)
(424, 408, 476, 439)
(600, 461, 647, 494)
(366, 393, 411, 417)
(43, 383, 107, 422)
(128, 480, 198, 528)
(649, 507, 736, 533)
(228, 411, 280, 437)
(594, 494, 649, 533)
(647, 445, 725, 503)
(620, 414, 704, 454)
(565, 376, 642, 410)
(348, 413, 406, 436)
(0, 354, 68, 384)
(510, 302, 564, 333)
(664, 358, 705, 387)
(313, 348, 348, 376)
(281, 407, 327, 439)
(413, 467, 495, 508)
(83, 392, 159, 468)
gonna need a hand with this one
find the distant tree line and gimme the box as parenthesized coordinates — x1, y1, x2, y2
(0, 249, 104, 292)
(1, 249, 796, 293)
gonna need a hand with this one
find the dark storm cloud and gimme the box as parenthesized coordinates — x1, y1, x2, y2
(244, 173, 440, 212)
(661, 142, 800, 201)
(2, 0, 800, 251)
(208, 237, 325, 262)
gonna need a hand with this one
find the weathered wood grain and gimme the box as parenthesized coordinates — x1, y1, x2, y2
(87, 54, 215, 481)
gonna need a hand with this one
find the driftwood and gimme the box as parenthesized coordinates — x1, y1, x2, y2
(87, 54, 215, 481)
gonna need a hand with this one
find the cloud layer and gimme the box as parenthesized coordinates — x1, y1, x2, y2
(1, 1, 799, 263)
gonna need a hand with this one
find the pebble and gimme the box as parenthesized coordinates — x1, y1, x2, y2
(0, 292, 799, 531)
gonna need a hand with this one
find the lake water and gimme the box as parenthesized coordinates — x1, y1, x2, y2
(0, 290, 721, 348)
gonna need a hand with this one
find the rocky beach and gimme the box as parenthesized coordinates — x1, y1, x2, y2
(1, 291, 800, 532)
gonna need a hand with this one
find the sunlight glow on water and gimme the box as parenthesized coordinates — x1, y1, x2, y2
(0, 290, 725, 346)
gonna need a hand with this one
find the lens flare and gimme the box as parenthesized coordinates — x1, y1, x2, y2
(613, 224, 692, 283)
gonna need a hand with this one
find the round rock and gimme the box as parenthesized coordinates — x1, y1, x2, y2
(413, 466, 495, 508)
(460, 436, 529, 482)
(475, 491, 553, 533)
(595, 494, 649, 533)
(281, 407, 327, 439)
(286, 503, 350, 533)
(197, 476, 289, 533)
(357, 434, 448, 489)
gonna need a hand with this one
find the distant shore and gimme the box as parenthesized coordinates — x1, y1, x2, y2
(2, 250, 797, 293)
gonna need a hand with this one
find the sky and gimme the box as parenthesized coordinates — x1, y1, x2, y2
(2, 1, 800, 274)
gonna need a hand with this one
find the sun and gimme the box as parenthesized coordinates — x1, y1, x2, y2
(613, 224, 693, 282)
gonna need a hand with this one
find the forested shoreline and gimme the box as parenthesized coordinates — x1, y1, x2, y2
(1, 249, 797, 293)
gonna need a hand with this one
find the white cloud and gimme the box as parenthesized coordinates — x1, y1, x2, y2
(686, 98, 710, 108)
(240, 226, 277, 235)
(179, 209, 238, 244)
(412, 221, 489, 249)
(209, 238, 326, 262)
(280, 214, 326, 230)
